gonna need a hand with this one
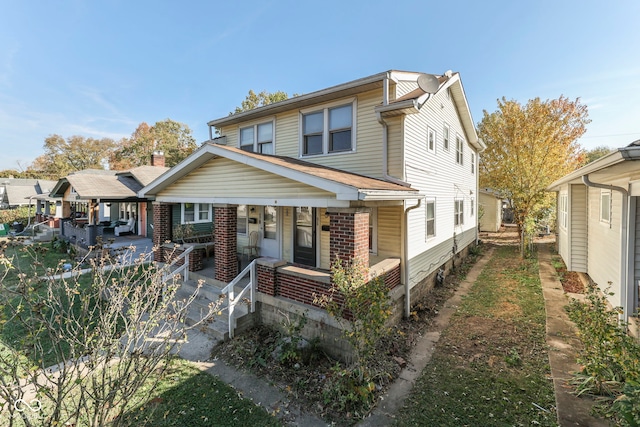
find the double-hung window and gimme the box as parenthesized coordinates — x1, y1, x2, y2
(456, 135, 464, 165)
(425, 199, 436, 239)
(443, 124, 450, 151)
(454, 199, 464, 226)
(559, 194, 568, 229)
(600, 190, 611, 224)
(427, 127, 436, 153)
(239, 121, 273, 154)
(182, 203, 211, 224)
(302, 101, 355, 156)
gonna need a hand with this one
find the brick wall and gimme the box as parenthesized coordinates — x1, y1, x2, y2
(215, 206, 238, 282)
(329, 210, 369, 268)
(153, 202, 172, 263)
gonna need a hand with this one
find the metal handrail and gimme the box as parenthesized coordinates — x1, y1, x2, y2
(220, 259, 256, 338)
(161, 245, 194, 284)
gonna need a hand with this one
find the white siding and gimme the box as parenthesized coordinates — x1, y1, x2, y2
(570, 184, 588, 272)
(633, 198, 640, 304)
(558, 188, 569, 266)
(479, 192, 501, 232)
(587, 186, 622, 308)
(403, 85, 478, 288)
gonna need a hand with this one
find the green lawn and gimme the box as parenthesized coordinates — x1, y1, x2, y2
(395, 245, 557, 426)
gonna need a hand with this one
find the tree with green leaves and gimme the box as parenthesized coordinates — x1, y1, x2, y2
(31, 135, 116, 179)
(231, 90, 290, 114)
(110, 119, 197, 169)
(478, 96, 589, 244)
(584, 145, 613, 164)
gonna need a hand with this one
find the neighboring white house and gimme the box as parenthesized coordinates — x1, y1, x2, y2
(548, 141, 640, 328)
(141, 70, 484, 333)
(479, 189, 503, 232)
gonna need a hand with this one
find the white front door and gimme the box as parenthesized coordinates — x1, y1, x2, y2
(260, 206, 280, 258)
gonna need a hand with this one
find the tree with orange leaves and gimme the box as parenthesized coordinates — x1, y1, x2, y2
(478, 96, 589, 242)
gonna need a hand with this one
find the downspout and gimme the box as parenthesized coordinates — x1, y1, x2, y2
(404, 198, 422, 318)
(582, 175, 632, 321)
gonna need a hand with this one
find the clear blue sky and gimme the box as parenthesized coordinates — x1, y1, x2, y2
(1, 0, 639, 171)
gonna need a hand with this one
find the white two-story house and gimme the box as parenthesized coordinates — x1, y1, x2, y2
(140, 70, 484, 335)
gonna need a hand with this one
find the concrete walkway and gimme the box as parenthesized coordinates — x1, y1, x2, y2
(538, 243, 611, 426)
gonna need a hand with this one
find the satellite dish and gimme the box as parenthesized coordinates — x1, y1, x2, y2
(417, 73, 440, 94)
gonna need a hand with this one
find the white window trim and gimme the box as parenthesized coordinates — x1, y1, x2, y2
(238, 118, 276, 153)
(237, 205, 248, 236)
(427, 127, 436, 154)
(600, 190, 611, 224)
(454, 199, 464, 227)
(559, 193, 568, 230)
(443, 123, 450, 151)
(299, 97, 357, 158)
(456, 134, 464, 165)
(425, 198, 436, 240)
(181, 202, 212, 224)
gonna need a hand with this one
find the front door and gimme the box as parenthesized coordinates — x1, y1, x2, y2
(294, 206, 316, 266)
(260, 206, 280, 258)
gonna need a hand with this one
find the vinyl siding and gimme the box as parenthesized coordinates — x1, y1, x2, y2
(403, 85, 478, 287)
(218, 89, 385, 178)
(377, 205, 402, 259)
(558, 188, 569, 265)
(157, 157, 334, 200)
(634, 197, 640, 307)
(479, 192, 501, 232)
(386, 116, 404, 179)
(587, 186, 622, 308)
(282, 206, 293, 263)
(570, 184, 588, 272)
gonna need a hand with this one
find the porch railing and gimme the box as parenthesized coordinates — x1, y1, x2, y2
(220, 259, 256, 339)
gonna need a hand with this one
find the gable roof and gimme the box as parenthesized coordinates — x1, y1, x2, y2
(208, 70, 483, 151)
(1, 179, 60, 205)
(140, 143, 421, 202)
(50, 165, 169, 201)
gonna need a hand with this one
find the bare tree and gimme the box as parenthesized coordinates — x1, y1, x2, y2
(0, 240, 221, 426)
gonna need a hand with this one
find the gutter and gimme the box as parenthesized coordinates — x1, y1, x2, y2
(582, 175, 633, 322)
(403, 198, 422, 318)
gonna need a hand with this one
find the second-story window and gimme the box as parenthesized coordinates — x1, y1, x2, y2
(456, 135, 464, 165)
(302, 102, 354, 156)
(239, 121, 273, 154)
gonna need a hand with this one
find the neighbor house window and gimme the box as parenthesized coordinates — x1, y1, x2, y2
(181, 203, 211, 224)
(443, 124, 450, 151)
(239, 121, 273, 154)
(427, 127, 436, 153)
(456, 135, 464, 165)
(454, 199, 464, 226)
(426, 199, 436, 239)
(237, 205, 247, 235)
(600, 190, 611, 224)
(470, 198, 475, 216)
(302, 101, 355, 156)
(471, 153, 475, 174)
(559, 194, 568, 229)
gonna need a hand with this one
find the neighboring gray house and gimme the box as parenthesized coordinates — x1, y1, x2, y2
(0, 178, 57, 209)
(548, 140, 640, 333)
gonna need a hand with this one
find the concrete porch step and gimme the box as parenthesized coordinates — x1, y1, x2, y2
(175, 280, 254, 342)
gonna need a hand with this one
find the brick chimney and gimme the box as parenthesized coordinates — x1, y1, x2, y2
(151, 150, 165, 167)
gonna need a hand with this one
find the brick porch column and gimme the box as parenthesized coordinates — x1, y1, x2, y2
(214, 205, 238, 282)
(328, 208, 370, 268)
(153, 202, 172, 263)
